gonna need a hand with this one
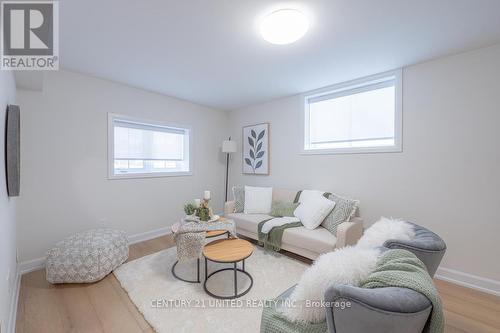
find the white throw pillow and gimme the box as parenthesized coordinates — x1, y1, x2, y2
(357, 217, 415, 249)
(298, 190, 325, 203)
(284, 246, 381, 323)
(294, 195, 336, 230)
(244, 186, 273, 214)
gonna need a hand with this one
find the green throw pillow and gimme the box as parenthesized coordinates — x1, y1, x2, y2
(321, 193, 359, 235)
(270, 201, 299, 217)
(232, 185, 245, 213)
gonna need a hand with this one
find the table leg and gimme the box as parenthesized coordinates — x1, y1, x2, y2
(205, 257, 208, 281)
(234, 262, 237, 296)
(197, 258, 200, 283)
(242, 259, 245, 272)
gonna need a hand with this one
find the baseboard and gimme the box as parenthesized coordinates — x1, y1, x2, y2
(18, 256, 46, 275)
(127, 226, 172, 245)
(6, 265, 21, 333)
(435, 267, 500, 296)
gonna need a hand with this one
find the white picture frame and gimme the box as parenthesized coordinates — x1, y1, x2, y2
(242, 123, 269, 175)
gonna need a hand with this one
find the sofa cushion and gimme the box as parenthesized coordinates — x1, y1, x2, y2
(272, 188, 298, 203)
(282, 226, 337, 254)
(227, 213, 273, 233)
(228, 213, 337, 254)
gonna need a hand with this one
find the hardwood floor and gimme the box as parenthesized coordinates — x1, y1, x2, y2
(15, 235, 500, 333)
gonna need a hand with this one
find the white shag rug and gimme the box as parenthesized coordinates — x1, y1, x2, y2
(114, 246, 308, 333)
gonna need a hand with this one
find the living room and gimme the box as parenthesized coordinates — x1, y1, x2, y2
(1, 1, 499, 333)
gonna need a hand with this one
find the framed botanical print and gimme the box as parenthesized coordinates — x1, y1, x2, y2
(242, 123, 269, 175)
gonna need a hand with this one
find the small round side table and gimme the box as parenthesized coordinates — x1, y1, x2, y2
(203, 238, 254, 299)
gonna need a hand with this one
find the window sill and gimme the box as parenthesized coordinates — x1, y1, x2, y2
(301, 145, 402, 155)
(108, 171, 193, 180)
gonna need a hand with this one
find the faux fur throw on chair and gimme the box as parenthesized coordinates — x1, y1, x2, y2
(357, 217, 415, 249)
(282, 217, 415, 323)
(283, 246, 381, 323)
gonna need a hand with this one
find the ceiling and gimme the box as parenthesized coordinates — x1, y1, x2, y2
(58, 0, 500, 110)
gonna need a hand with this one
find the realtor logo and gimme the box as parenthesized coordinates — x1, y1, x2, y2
(1, 1, 59, 70)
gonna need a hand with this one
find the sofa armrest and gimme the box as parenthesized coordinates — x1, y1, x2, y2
(325, 284, 431, 333)
(383, 222, 446, 278)
(224, 201, 236, 216)
(335, 217, 363, 248)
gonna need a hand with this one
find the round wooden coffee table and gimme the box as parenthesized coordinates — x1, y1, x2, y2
(171, 223, 230, 284)
(205, 230, 228, 238)
(203, 238, 254, 299)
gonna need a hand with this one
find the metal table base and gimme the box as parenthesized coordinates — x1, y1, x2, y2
(203, 257, 253, 299)
(171, 258, 201, 283)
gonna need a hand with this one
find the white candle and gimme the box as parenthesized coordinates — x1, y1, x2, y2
(204, 190, 211, 200)
(194, 199, 201, 207)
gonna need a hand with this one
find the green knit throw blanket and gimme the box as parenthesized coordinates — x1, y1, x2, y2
(257, 218, 302, 251)
(361, 249, 444, 333)
(260, 300, 327, 333)
(257, 191, 332, 252)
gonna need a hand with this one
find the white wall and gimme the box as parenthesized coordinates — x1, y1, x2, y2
(17, 70, 229, 261)
(0, 71, 17, 333)
(228, 44, 500, 284)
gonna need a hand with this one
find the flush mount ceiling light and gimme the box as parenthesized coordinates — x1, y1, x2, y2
(260, 9, 309, 45)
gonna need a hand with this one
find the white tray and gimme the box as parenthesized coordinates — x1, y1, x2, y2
(184, 214, 220, 223)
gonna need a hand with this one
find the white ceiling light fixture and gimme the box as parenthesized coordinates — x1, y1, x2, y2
(260, 9, 309, 45)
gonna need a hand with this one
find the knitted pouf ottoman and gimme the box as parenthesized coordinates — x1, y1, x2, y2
(46, 228, 129, 284)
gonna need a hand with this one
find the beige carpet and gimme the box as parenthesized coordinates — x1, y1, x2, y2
(114, 246, 308, 333)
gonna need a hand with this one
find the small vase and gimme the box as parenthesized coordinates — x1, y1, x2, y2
(185, 214, 196, 222)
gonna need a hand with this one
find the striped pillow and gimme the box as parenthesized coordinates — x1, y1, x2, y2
(321, 193, 359, 235)
(232, 185, 245, 213)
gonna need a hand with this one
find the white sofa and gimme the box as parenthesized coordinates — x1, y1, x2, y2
(224, 188, 364, 260)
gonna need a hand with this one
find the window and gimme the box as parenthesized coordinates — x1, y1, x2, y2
(303, 70, 402, 154)
(108, 114, 191, 178)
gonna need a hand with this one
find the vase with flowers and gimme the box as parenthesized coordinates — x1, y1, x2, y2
(184, 191, 217, 222)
